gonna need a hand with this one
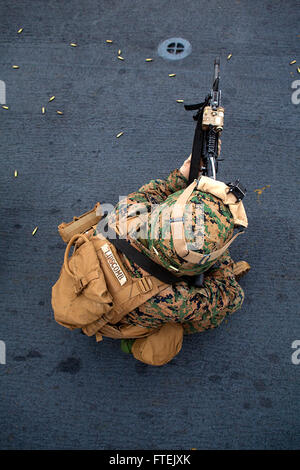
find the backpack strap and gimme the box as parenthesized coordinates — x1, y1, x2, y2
(170, 180, 245, 265)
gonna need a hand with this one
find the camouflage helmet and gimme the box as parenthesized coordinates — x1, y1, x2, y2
(145, 187, 235, 276)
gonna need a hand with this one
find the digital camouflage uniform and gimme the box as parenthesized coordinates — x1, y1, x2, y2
(106, 168, 245, 335)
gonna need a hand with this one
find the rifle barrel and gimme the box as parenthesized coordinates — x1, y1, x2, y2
(213, 57, 220, 91)
(214, 57, 220, 77)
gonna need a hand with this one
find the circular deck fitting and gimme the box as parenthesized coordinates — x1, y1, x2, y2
(157, 37, 192, 60)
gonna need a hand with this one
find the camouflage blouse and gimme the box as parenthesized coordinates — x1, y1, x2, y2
(106, 168, 245, 335)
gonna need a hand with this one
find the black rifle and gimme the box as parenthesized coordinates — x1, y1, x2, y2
(184, 58, 246, 286)
(185, 57, 246, 201)
(185, 57, 223, 182)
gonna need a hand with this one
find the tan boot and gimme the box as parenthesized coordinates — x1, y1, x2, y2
(233, 261, 251, 280)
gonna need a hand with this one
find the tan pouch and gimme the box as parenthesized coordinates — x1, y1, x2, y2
(58, 203, 103, 243)
(51, 233, 113, 330)
(131, 323, 184, 366)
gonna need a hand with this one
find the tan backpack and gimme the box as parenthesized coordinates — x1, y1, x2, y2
(51, 230, 169, 342)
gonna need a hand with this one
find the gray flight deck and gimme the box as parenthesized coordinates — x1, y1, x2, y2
(0, 0, 299, 450)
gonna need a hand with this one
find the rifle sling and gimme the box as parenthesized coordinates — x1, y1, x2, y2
(185, 99, 209, 184)
(106, 234, 191, 285)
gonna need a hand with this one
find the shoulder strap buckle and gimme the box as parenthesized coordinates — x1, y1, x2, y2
(137, 276, 153, 294)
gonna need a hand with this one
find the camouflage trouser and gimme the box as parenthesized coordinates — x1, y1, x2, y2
(119, 250, 245, 335)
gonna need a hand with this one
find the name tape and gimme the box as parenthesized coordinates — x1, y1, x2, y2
(101, 243, 127, 286)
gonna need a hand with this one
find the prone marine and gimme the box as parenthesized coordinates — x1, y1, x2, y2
(51, 152, 250, 366)
(51, 59, 251, 366)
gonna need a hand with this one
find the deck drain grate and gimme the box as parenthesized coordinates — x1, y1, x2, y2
(158, 37, 192, 60)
